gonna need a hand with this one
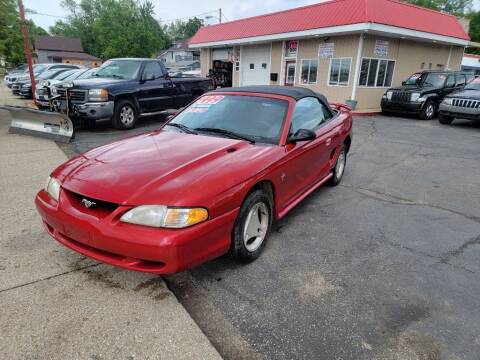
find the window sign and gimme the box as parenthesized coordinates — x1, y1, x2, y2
(286, 40, 298, 57)
(319, 42, 335, 58)
(374, 40, 389, 57)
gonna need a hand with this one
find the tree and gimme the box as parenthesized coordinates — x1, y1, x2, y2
(164, 17, 203, 42)
(0, 0, 47, 65)
(50, 0, 169, 59)
(406, 0, 472, 15)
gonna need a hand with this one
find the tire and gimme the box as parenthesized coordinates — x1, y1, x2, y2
(329, 145, 347, 186)
(438, 113, 454, 125)
(230, 189, 273, 263)
(420, 100, 436, 120)
(112, 99, 137, 130)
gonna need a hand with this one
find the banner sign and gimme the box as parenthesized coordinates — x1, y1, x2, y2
(374, 40, 389, 57)
(319, 42, 335, 58)
(286, 40, 298, 57)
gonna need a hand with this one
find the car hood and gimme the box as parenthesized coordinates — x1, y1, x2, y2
(66, 77, 125, 89)
(53, 130, 280, 206)
(446, 89, 480, 100)
(388, 85, 435, 92)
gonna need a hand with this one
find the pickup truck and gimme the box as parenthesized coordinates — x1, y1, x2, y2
(51, 58, 213, 129)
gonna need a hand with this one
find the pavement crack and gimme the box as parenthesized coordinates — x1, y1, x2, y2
(0, 263, 100, 295)
(341, 183, 480, 224)
(439, 234, 480, 264)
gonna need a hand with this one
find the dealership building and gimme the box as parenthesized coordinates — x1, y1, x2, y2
(189, 0, 470, 111)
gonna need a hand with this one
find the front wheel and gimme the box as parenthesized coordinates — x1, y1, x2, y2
(420, 100, 436, 120)
(438, 113, 454, 125)
(112, 99, 137, 130)
(230, 189, 273, 263)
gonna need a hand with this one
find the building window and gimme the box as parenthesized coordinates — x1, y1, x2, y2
(300, 59, 318, 84)
(329, 58, 351, 86)
(250, 63, 254, 69)
(359, 58, 395, 87)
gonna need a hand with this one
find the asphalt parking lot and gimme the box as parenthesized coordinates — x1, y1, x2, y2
(62, 114, 480, 360)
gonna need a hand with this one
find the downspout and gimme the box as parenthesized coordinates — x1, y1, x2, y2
(351, 33, 365, 103)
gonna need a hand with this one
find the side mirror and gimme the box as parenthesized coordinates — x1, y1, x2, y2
(287, 129, 316, 144)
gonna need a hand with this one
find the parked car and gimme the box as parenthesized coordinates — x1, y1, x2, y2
(4, 64, 27, 86)
(18, 65, 83, 98)
(11, 64, 82, 95)
(51, 58, 213, 129)
(438, 77, 480, 125)
(36, 68, 96, 108)
(381, 71, 474, 119)
(35, 86, 353, 273)
(9, 64, 48, 91)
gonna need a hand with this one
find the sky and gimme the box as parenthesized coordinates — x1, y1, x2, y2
(23, 0, 480, 32)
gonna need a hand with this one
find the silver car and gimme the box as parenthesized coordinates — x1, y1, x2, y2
(439, 78, 480, 125)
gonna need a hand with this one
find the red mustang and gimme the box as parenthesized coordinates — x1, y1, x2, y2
(36, 86, 353, 274)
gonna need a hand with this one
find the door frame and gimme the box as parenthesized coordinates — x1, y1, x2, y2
(284, 60, 296, 86)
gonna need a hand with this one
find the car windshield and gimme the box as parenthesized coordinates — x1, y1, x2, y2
(94, 60, 141, 80)
(404, 72, 446, 87)
(38, 69, 65, 80)
(56, 69, 80, 81)
(168, 95, 289, 144)
(76, 68, 96, 79)
(464, 77, 480, 90)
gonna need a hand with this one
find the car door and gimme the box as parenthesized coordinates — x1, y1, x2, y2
(137, 61, 175, 113)
(276, 97, 339, 208)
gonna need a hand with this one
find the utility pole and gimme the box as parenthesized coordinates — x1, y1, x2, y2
(18, 0, 36, 96)
(219, 8, 222, 23)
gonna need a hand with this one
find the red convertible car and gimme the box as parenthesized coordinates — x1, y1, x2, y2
(36, 86, 353, 274)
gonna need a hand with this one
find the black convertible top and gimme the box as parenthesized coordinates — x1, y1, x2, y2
(213, 85, 328, 103)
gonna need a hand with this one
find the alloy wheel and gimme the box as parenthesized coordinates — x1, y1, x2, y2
(243, 202, 269, 252)
(120, 105, 135, 126)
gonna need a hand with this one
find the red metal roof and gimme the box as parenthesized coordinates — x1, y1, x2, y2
(190, 0, 469, 45)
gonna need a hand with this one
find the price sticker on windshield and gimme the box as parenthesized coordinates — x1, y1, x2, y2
(187, 95, 225, 113)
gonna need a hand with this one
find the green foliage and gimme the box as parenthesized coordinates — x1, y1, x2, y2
(0, 0, 47, 65)
(405, 0, 472, 15)
(466, 11, 480, 54)
(50, 0, 169, 59)
(164, 17, 204, 42)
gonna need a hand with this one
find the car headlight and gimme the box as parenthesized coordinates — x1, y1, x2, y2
(44, 176, 61, 201)
(40, 80, 49, 87)
(386, 91, 393, 100)
(120, 205, 208, 228)
(411, 93, 421, 102)
(443, 98, 453, 105)
(88, 89, 108, 102)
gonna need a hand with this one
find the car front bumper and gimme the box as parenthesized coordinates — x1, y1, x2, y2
(439, 103, 480, 121)
(381, 99, 424, 114)
(54, 100, 115, 120)
(35, 189, 237, 274)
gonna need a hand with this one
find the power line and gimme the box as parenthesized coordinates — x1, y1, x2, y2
(159, 10, 218, 23)
(25, 10, 66, 19)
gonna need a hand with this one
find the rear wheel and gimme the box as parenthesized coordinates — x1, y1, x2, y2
(329, 145, 347, 186)
(230, 189, 273, 263)
(438, 113, 454, 125)
(112, 99, 137, 130)
(420, 100, 436, 120)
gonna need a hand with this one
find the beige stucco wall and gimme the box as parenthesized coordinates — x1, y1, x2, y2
(198, 33, 465, 111)
(200, 48, 210, 77)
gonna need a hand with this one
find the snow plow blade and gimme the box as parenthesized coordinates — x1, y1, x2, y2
(1, 105, 74, 143)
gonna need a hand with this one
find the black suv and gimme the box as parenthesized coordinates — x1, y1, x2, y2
(381, 71, 474, 119)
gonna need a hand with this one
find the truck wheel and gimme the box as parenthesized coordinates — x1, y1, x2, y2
(230, 189, 273, 263)
(420, 101, 436, 120)
(438, 113, 454, 125)
(113, 100, 137, 130)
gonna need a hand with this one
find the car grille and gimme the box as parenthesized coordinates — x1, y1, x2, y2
(391, 91, 411, 103)
(452, 98, 480, 108)
(57, 88, 87, 103)
(36, 87, 48, 95)
(65, 189, 119, 216)
(12, 84, 20, 90)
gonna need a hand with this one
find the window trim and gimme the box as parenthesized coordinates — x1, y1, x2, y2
(328, 57, 352, 87)
(358, 57, 396, 88)
(299, 59, 319, 85)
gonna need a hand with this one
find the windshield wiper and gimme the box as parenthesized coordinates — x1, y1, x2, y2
(195, 127, 255, 143)
(165, 123, 197, 134)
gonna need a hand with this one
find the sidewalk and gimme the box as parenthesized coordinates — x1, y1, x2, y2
(0, 82, 222, 359)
